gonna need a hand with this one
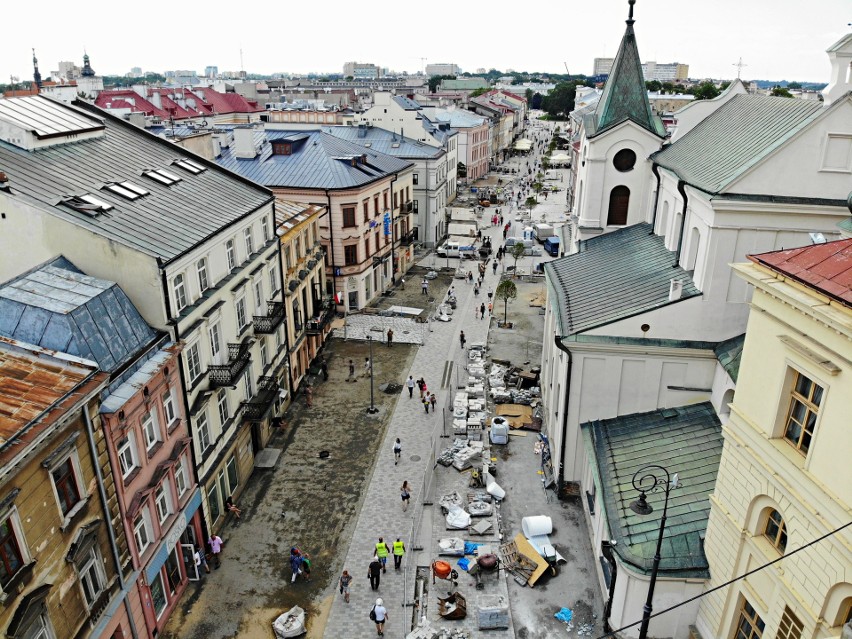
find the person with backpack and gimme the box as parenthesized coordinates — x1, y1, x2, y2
(370, 598, 388, 636)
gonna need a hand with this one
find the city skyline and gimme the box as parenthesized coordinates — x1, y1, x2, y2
(3, 0, 849, 84)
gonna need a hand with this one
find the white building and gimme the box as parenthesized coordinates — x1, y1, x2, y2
(425, 63, 460, 76)
(0, 95, 288, 534)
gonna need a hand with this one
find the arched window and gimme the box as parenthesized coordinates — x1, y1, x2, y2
(687, 227, 701, 271)
(607, 186, 630, 226)
(762, 508, 787, 553)
(835, 597, 852, 627)
(721, 388, 735, 418)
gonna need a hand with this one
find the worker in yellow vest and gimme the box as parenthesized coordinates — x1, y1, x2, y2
(392, 538, 406, 570)
(376, 537, 391, 573)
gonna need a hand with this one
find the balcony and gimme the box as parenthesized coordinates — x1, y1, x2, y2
(400, 229, 418, 246)
(253, 301, 285, 334)
(398, 201, 414, 216)
(306, 302, 335, 334)
(240, 376, 278, 421)
(208, 341, 252, 388)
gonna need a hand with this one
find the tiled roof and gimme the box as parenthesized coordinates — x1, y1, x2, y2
(323, 125, 444, 159)
(748, 238, 852, 307)
(0, 257, 158, 373)
(214, 129, 413, 189)
(195, 87, 264, 114)
(0, 98, 272, 262)
(652, 94, 823, 194)
(591, 19, 664, 138)
(544, 224, 702, 335)
(714, 334, 745, 383)
(582, 402, 723, 577)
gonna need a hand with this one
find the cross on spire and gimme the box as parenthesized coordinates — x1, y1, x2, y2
(732, 57, 748, 79)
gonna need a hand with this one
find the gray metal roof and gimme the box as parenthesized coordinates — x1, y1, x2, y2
(714, 334, 745, 383)
(653, 94, 824, 194)
(544, 223, 701, 335)
(100, 346, 173, 413)
(322, 126, 444, 159)
(0, 257, 158, 373)
(0, 98, 273, 263)
(214, 129, 413, 189)
(582, 402, 722, 577)
(421, 108, 487, 129)
(0, 95, 105, 138)
(392, 96, 422, 111)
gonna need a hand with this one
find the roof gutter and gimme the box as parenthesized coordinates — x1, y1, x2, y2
(389, 172, 398, 286)
(649, 162, 662, 234)
(553, 334, 573, 496)
(673, 179, 689, 267)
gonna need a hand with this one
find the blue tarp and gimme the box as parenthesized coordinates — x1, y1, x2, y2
(555, 608, 573, 623)
(457, 557, 471, 571)
(464, 541, 482, 555)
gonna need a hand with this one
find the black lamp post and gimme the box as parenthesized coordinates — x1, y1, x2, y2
(629, 464, 677, 639)
(366, 335, 378, 414)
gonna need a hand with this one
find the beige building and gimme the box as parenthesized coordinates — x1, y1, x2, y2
(695, 239, 852, 639)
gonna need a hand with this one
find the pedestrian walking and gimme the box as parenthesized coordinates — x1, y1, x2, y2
(339, 570, 352, 603)
(368, 555, 382, 590)
(289, 547, 303, 583)
(393, 438, 402, 465)
(209, 534, 223, 569)
(421, 380, 428, 398)
(400, 480, 411, 511)
(301, 551, 313, 581)
(480, 303, 486, 320)
(423, 395, 430, 413)
(406, 375, 415, 398)
(488, 302, 493, 315)
(321, 359, 329, 381)
(392, 538, 406, 569)
(493, 261, 498, 274)
(348, 359, 356, 382)
(417, 377, 425, 399)
(375, 538, 391, 573)
(372, 597, 389, 636)
(459, 331, 466, 349)
(305, 384, 313, 408)
(194, 545, 210, 575)
(364, 357, 371, 376)
(386, 328, 393, 347)
(421, 279, 428, 295)
(430, 393, 437, 413)
(474, 284, 479, 296)
(488, 289, 493, 302)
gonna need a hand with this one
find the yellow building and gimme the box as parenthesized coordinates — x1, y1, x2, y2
(696, 240, 852, 639)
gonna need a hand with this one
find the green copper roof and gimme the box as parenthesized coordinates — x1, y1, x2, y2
(714, 334, 745, 383)
(591, 14, 664, 139)
(582, 402, 722, 578)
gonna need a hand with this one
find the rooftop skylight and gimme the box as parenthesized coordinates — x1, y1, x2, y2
(144, 168, 182, 186)
(104, 181, 149, 200)
(173, 158, 206, 174)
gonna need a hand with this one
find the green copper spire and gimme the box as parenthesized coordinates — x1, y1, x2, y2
(592, 0, 663, 138)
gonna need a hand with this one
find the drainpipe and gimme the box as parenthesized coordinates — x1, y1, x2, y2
(553, 335, 573, 496)
(649, 163, 662, 234)
(673, 180, 689, 267)
(389, 173, 398, 287)
(600, 540, 618, 633)
(83, 404, 140, 639)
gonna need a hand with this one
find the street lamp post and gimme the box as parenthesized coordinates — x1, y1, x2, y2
(629, 464, 677, 639)
(366, 335, 378, 414)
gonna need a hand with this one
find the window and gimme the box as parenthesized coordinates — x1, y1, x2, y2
(342, 206, 356, 228)
(196, 257, 209, 292)
(173, 273, 187, 312)
(226, 239, 236, 271)
(226, 455, 239, 494)
(344, 244, 358, 266)
(173, 158, 206, 174)
(208, 322, 222, 365)
(208, 483, 221, 522)
(163, 388, 178, 427)
(150, 572, 167, 619)
(763, 509, 788, 553)
(261, 216, 270, 243)
(78, 546, 106, 608)
(836, 599, 852, 627)
(607, 185, 630, 226)
(613, 148, 637, 172)
(413, 200, 419, 213)
(144, 168, 182, 186)
(260, 339, 268, 368)
(117, 434, 137, 479)
(0, 511, 26, 589)
(413, 173, 419, 185)
(217, 390, 229, 425)
(363, 201, 370, 223)
(254, 280, 264, 313)
(268, 265, 279, 294)
(374, 196, 380, 217)
(142, 411, 161, 452)
(236, 297, 248, 330)
(134, 509, 151, 554)
(735, 599, 765, 639)
(51, 457, 82, 517)
(244, 227, 254, 256)
(155, 480, 172, 524)
(15, 610, 54, 639)
(784, 371, 823, 455)
(175, 456, 188, 498)
(186, 342, 202, 384)
(243, 370, 254, 400)
(197, 412, 211, 453)
(271, 141, 292, 155)
(776, 607, 803, 639)
(383, 192, 388, 210)
(105, 181, 149, 200)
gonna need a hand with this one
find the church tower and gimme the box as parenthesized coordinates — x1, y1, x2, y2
(572, 0, 666, 247)
(77, 51, 104, 98)
(32, 49, 42, 88)
(81, 52, 95, 77)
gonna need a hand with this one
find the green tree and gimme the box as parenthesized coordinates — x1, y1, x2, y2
(510, 241, 527, 276)
(457, 162, 467, 178)
(428, 74, 456, 93)
(345, 75, 354, 81)
(541, 81, 577, 119)
(495, 278, 517, 326)
(525, 196, 538, 217)
(645, 80, 662, 92)
(525, 88, 533, 103)
(531, 92, 543, 109)
(787, 81, 802, 90)
(470, 87, 488, 98)
(688, 82, 721, 100)
(770, 86, 794, 98)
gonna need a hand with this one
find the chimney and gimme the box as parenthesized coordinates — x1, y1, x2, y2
(233, 127, 257, 159)
(669, 279, 683, 301)
(211, 137, 222, 158)
(126, 112, 147, 128)
(357, 123, 367, 138)
(150, 91, 162, 109)
(132, 84, 147, 99)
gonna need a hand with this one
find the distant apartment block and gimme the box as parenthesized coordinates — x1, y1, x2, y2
(343, 62, 382, 79)
(593, 57, 688, 81)
(426, 63, 460, 76)
(593, 57, 615, 75)
(205, 65, 219, 78)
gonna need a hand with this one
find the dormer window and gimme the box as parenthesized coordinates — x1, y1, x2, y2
(271, 141, 292, 156)
(173, 158, 206, 174)
(104, 181, 149, 200)
(144, 168, 182, 186)
(61, 194, 113, 216)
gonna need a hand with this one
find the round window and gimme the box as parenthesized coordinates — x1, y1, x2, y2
(613, 149, 637, 172)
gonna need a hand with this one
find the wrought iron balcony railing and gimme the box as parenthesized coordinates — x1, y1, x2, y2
(240, 376, 278, 420)
(208, 341, 252, 387)
(252, 301, 285, 334)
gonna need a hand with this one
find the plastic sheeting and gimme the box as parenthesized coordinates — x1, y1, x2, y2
(446, 505, 471, 529)
(522, 516, 567, 564)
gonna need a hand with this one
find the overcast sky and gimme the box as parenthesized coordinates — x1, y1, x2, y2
(3, 0, 849, 84)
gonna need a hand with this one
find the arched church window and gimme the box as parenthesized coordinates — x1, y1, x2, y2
(613, 149, 637, 172)
(607, 186, 630, 226)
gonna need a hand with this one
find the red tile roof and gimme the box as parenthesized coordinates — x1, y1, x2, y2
(749, 238, 852, 306)
(194, 87, 263, 114)
(96, 86, 261, 120)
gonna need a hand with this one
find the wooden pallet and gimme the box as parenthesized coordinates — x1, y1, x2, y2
(498, 540, 536, 584)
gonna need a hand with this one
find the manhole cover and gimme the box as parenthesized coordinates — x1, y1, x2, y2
(410, 455, 421, 462)
(402, 330, 410, 334)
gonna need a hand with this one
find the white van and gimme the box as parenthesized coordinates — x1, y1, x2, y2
(437, 241, 477, 259)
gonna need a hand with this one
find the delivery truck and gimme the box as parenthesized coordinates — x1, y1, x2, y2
(543, 236, 561, 257)
(533, 223, 555, 243)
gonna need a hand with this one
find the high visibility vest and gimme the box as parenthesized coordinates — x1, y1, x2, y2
(376, 542, 389, 558)
(393, 540, 405, 556)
